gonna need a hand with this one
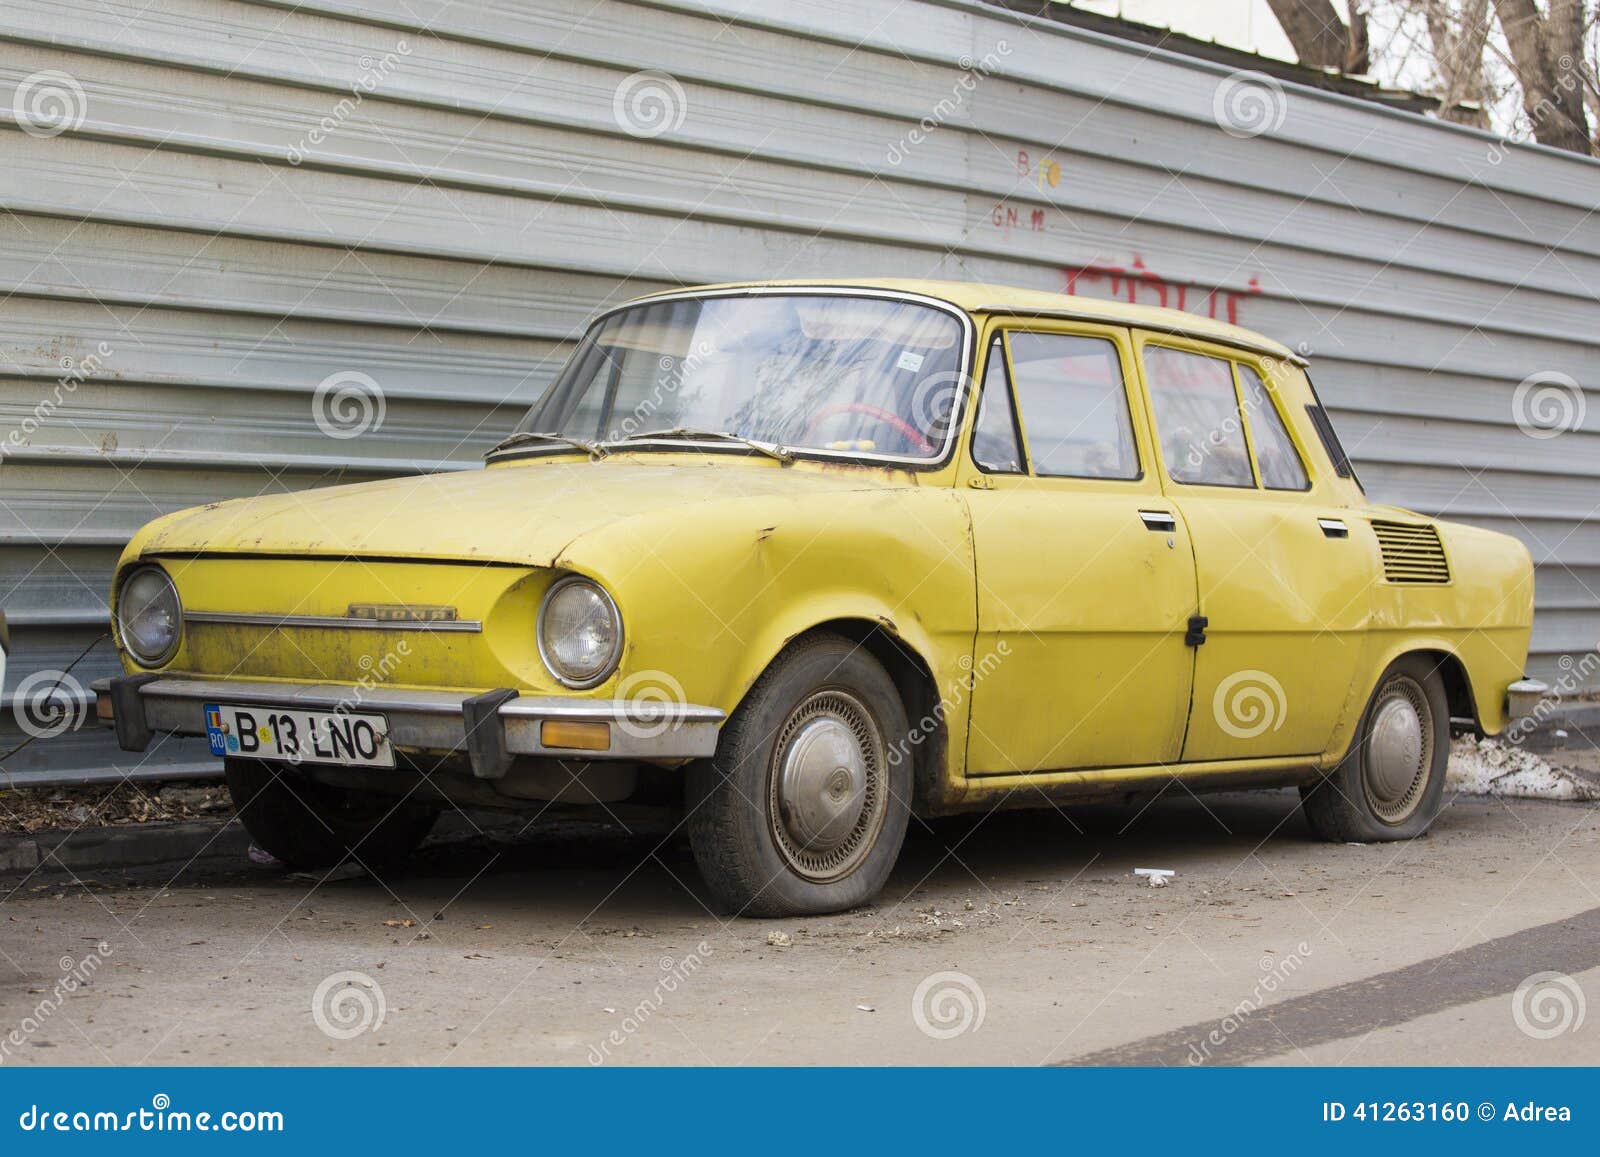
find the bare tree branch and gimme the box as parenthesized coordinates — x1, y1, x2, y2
(1490, 0, 1593, 152)
(1422, 0, 1493, 126)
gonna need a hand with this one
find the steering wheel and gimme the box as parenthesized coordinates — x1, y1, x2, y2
(806, 402, 932, 454)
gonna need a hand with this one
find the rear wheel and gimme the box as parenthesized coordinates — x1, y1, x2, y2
(1300, 655, 1450, 842)
(686, 634, 912, 917)
(224, 758, 438, 870)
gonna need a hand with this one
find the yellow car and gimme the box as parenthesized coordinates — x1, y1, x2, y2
(97, 280, 1542, 916)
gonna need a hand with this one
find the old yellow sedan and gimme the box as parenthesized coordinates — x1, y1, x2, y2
(98, 280, 1541, 916)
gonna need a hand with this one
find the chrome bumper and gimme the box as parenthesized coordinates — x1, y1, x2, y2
(91, 675, 724, 778)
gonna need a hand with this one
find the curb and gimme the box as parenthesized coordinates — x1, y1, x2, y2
(0, 818, 250, 877)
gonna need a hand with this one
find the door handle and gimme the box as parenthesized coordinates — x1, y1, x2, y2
(1318, 518, 1349, 538)
(1138, 510, 1177, 533)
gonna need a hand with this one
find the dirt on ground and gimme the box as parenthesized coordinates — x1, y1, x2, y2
(5, 725, 1599, 1066)
(2, 787, 1598, 1066)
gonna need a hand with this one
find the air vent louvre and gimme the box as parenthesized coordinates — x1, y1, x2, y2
(1371, 520, 1450, 584)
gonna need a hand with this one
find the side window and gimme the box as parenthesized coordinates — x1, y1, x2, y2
(1144, 346, 1254, 487)
(1006, 332, 1140, 480)
(971, 337, 1024, 473)
(1237, 365, 1309, 490)
(1305, 374, 1359, 485)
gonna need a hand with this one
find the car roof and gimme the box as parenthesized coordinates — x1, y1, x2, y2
(623, 278, 1302, 366)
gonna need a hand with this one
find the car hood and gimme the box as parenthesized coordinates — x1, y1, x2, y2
(132, 456, 914, 566)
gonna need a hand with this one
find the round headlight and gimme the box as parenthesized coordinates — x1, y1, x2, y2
(537, 576, 623, 689)
(117, 566, 182, 666)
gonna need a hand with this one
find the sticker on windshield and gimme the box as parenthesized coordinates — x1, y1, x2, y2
(896, 351, 925, 373)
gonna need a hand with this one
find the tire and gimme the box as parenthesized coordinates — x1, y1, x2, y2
(686, 633, 913, 917)
(224, 758, 438, 870)
(1299, 654, 1451, 842)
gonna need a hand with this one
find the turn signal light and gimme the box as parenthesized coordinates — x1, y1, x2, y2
(539, 720, 611, 751)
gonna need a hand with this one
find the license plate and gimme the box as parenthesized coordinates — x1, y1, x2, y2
(203, 702, 395, 768)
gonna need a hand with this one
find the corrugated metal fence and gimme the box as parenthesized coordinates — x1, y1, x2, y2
(2, 0, 1596, 784)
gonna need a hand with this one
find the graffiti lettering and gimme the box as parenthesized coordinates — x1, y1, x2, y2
(990, 202, 1047, 238)
(1062, 255, 1261, 326)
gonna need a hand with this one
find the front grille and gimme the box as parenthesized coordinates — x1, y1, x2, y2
(1370, 520, 1450, 584)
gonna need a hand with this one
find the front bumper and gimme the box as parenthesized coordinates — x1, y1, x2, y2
(92, 675, 724, 779)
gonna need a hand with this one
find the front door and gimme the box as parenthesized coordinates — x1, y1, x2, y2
(1135, 337, 1373, 762)
(960, 324, 1198, 775)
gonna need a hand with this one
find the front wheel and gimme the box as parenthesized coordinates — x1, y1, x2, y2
(225, 759, 438, 870)
(1299, 654, 1451, 842)
(686, 634, 913, 917)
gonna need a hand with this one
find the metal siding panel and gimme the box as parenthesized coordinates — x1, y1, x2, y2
(2, 0, 1595, 783)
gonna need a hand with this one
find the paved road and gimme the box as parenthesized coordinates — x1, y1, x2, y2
(2, 790, 1597, 1065)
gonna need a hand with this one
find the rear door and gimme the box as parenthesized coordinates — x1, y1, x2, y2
(1134, 336, 1373, 762)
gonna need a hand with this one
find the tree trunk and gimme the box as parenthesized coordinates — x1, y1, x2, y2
(1490, 0, 1592, 153)
(1423, 0, 1492, 128)
(1266, 0, 1372, 74)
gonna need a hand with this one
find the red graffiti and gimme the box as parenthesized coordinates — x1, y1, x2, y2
(1062, 256, 1261, 326)
(990, 202, 1047, 238)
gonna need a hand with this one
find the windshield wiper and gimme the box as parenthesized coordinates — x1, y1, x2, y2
(486, 431, 601, 458)
(618, 427, 793, 464)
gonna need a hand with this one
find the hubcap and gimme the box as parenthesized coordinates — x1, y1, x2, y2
(769, 690, 885, 882)
(1362, 676, 1433, 824)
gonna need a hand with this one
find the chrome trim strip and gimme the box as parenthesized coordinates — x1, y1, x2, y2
(184, 611, 483, 633)
(977, 305, 1308, 367)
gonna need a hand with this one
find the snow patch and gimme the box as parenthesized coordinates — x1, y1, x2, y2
(1447, 737, 1600, 801)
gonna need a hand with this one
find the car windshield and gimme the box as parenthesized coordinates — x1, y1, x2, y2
(503, 293, 968, 462)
